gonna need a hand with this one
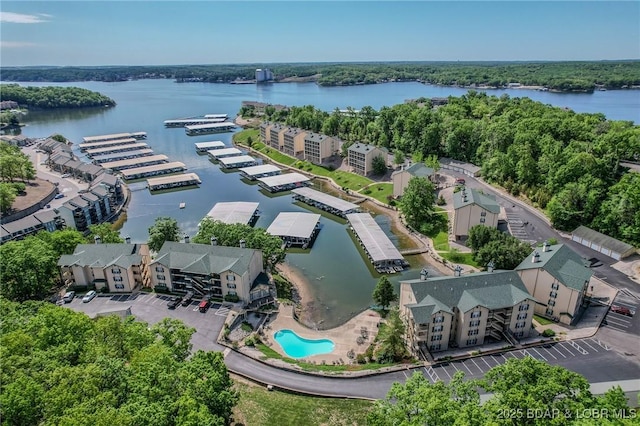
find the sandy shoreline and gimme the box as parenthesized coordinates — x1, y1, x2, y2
(274, 260, 315, 322)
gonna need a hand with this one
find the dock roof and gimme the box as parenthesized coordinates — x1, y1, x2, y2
(257, 172, 309, 188)
(185, 122, 236, 130)
(194, 141, 226, 150)
(79, 138, 136, 150)
(206, 201, 260, 225)
(267, 212, 321, 239)
(208, 147, 243, 158)
(219, 155, 257, 167)
(147, 173, 201, 187)
(82, 132, 135, 143)
(101, 154, 168, 170)
(85, 142, 149, 156)
(239, 164, 281, 176)
(120, 161, 186, 178)
(291, 187, 358, 213)
(346, 213, 403, 262)
(92, 148, 154, 162)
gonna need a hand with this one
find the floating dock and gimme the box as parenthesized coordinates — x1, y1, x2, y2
(239, 164, 282, 180)
(79, 137, 137, 151)
(120, 161, 186, 180)
(207, 147, 243, 160)
(204, 114, 228, 119)
(186, 122, 236, 136)
(205, 201, 260, 225)
(257, 173, 310, 193)
(85, 142, 149, 157)
(291, 187, 360, 217)
(147, 173, 201, 191)
(346, 213, 407, 273)
(82, 132, 146, 144)
(267, 212, 321, 248)
(91, 148, 155, 164)
(101, 154, 169, 171)
(195, 141, 226, 152)
(165, 117, 228, 127)
(219, 155, 258, 169)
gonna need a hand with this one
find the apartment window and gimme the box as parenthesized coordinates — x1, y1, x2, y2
(517, 313, 527, 320)
(430, 334, 442, 342)
(227, 283, 236, 289)
(113, 276, 123, 282)
(226, 275, 236, 281)
(156, 275, 165, 281)
(469, 320, 481, 327)
(431, 325, 443, 333)
(114, 284, 125, 290)
(468, 329, 479, 336)
(515, 331, 524, 338)
(434, 316, 444, 323)
(430, 344, 441, 351)
(479, 218, 486, 223)
(471, 311, 481, 319)
(549, 291, 558, 299)
(155, 266, 164, 272)
(480, 211, 487, 217)
(551, 283, 559, 290)
(519, 304, 529, 311)
(228, 290, 237, 296)
(545, 308, 554, 316)
(111, 268, 121, 274)
(548, 300, 556, 307)
(515, 321, 526, 329)
(466, 338, 478, 346)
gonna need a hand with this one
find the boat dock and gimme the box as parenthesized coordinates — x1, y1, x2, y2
(120, 161, 186, 180)
(346, 213, 407, 274)
(205, 201, 260, 226)
(239, 164, 282, 180)
(165, 117, 228, 127)
(186, 122, 236, 136)
(82, 132, 146, 144)
(147, 173, 201, 191)
(291, 187, 360, 217)
(79, 137, 137, 151)
(91, 148, 155, 164)
(267, 212, 321, 248)
(207, 147, 243, 160)
(219, 155, 258, 169)
(204, 114, 228, 119)
(257, 173, 310, 192)
(195, 141, 226, 152)
(100, 154, 169, 171)
(85, 142, 149, 157)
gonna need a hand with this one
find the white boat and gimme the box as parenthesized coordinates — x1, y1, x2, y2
(179, 202, 186, 209)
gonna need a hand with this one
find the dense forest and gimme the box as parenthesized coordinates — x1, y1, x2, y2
(0, 298, 237, 425)
(264, 92, 640, 247)
(0, 84, 116, 109)
(2, 61, 639, 91)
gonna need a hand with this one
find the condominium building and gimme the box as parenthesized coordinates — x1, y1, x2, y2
(304, 133, 338, 165)
(347, 143, 387, 175)
(268, 123, 287, 151)
(400, 270, 535, 357)
(391, 163, 436, 198)
(1, 210, 64, 244)
(515, 243, 592, 325)
(260, 121, 273, 145)
(452, 187, 500, 239)
(58, 242, 151, 293)
(283, 127, 307, 157)
(149, 241, 271, 305)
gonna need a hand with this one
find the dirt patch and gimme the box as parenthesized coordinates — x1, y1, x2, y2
(6, 178, 55, 212)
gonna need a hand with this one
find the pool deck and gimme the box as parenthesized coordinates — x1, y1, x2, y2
(262, 304, 382, 364)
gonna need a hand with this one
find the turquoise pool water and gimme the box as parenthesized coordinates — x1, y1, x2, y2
(273, 329, 335, 358)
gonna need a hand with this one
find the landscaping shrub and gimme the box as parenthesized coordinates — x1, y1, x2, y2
(542, 329, 556, 337)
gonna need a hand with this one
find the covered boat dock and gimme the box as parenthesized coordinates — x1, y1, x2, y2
(219, 155, 258, 169)
(165, 117, 227, 127)
(79, 137, 137, 151)
(291, 187, 359, 217)
(207, 147, 243, 160)
(195, 141, 226, 152)
(82, 132, 146, 144)
(85, 142, 149, 157)
(257, 173, 310, 193)
(91, 148, 155, 164)
(346, 213, 407, 273)
(185, 122, 236, 135)
(239, 164, 282, 180)
(120, 161, 186, 180)
(205, 201, 260, 226)
(267, 212, 321, 248)
(101, 154, 169, 171)
(147, 173, 201, 191)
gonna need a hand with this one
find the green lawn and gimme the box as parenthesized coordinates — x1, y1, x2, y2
(233, 379, 373, 426)
(534, 314, 554, 325)
(431, 231, 450, 251)
(361, 183, 393, 204)
(440, 250, 480, 268)
(233, 128, 259, 145)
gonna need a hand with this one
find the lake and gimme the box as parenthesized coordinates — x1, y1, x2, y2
(13, 79, 639, 328)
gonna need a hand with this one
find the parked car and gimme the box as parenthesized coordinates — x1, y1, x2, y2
(82, 290, 97, 303)
(62, 291, 75, 303)
(455, 178, 466, 185)
(181, 291, 194, 306)
(198, 299, 211, 313)
(61, 173, 71, 178)
(611, 305, 634, 317)
(167, 296, 182, 309)
(54, 193, 65, 199)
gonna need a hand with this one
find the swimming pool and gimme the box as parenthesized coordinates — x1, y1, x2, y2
(273, 329, 335, 358)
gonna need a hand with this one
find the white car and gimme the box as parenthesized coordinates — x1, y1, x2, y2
(61, 173, 71, 178)
(82, 290, 97, 303)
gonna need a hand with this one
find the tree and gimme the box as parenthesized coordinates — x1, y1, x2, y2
(424, 154, 440, 173)
(51, 134, 68, 143)
(147, 217, 181, 252)
(399, 176, 436, 230)
(0, 236, 58, 301)
(87, 223, 124, 244)
(372, 154, 387, 175)
(36, 228, 86, 256)
(373, 276, 397, 310)
(0, 182, 17, 212)
(374, 308, 408, 363)
(393, 150, 405, 166)
(151, 318, 195, 362)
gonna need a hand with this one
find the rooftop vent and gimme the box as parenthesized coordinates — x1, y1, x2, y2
(183, 234, 190, 244)
(532, 250, 540, 263)
(210, 236, 218, 246)
(94, 235, 102, 244)
(125, 235, 131, 244)
(543, 241, 550, 252)
(454, 265, 463, 277)
(239, 239, 246, 249)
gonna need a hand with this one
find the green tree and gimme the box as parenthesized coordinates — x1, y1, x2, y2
(87, 223, 124, 244)
(36, 228, 86, 256)
(372, 154, 387, 175)
(399, 176, 436, 230)
(424, 154, 440, 173)
(147, 217, 181, 252)
(51, 134, 68, 143)
(151, 318, 195, 362)
(373, 276, 397, 310)
(0, 182, 17, 212)
(393, 150, 405, 166)
(0, 236, 58, 301)
(374, 308, 408, 363)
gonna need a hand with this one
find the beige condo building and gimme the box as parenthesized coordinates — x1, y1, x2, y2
(267, 123, 287, 151)
(283, 128, 307, 157)
(303, 133, 339, 165)
(452, 187, 500, 239)
(347, 143, 387, 175)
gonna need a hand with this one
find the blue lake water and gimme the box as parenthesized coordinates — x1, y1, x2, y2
(11, 79, 639, 328)
(273, 329, 335, 359)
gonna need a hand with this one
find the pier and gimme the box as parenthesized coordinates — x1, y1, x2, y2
(346, 213, 407, 273)
(195, 141, 226, 152)
(205, 201, 260, 226)
(120, 161, 187, 180)
(207, 147, 243, 160)
(218, 155, 258, 169)
(185, 122, 236, 136)
(82, 132, 146, 144)
(85, 142, 149, 157)
(79, 137, 137, 151)
(239, 164, 282, 180)
(165, 117, 227, 127)
(91, 148, 155, 164)
(291, 187, 359, 218)
(257, 173, 310, 193)
(100, 154, 169, 171)
(147, 173, 201, 191)
(267, 212, 321, 248)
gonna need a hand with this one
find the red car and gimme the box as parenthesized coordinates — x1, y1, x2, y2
(610, 305, 633, 317)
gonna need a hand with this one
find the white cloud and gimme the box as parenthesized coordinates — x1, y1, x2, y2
(0, 41, 37, 48)
(0, 12, 50, 24)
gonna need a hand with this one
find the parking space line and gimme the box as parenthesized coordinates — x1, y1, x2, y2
(580, 340, 598, 352)
(500, 353, 509, 362)
(558, 343, 577, 357)
(541, 347, 557, 360)
(469, 358, 484, 373)
(480, 357, 493, 369)
(530, 348, 547, 361)
(438, 365, 452, 380)
(605, 317, 630, 327)
(614, 300, 637, 309)
(402, 370, 408, 379)
(591, 339, 611, 351)
(551, 345, 567, 358)
(607, 314, 631, 323)
(567, 340, 588, 355)
(460, 361, 474, 375)
(450, 362, 459, 372)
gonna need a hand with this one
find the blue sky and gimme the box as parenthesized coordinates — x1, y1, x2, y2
(1, 1, 638, 66)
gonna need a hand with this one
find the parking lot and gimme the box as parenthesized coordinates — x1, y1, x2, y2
(602, 291, 638, 334)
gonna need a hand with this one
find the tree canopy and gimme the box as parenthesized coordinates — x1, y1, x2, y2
(399, 176, 436, 232)
(467, 225, 532, 270)
(148, 217, 182, 252)
(87, 223, 124, 244)
(0, 298, 237, 425)
(0, 141, 36, 184)
(373, 276, 397, 310)
(0, 84, 115, 109)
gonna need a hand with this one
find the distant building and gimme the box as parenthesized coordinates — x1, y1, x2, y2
(400, 270, 535, 356)
(255, 68, 273, 83)
(303, 132, 339, 165)
(347, 143, 387, 175)
(571, 225, 637, 260)
(515, 243, 592, 325)
(1, 210, 64, 244)
(452, 187, 500, 239)
(391, 163, 435, 198)
(267, 123, 287, 151)
(439, 157, 481, 177)
(259, 121, 273, 145)
(58, 242, 151, 293)
(282, 127, 307, 157)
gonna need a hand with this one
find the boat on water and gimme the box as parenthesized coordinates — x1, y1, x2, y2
(179, 202, 186, 209)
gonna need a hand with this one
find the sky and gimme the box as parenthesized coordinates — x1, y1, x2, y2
(1, 1, 639, 67)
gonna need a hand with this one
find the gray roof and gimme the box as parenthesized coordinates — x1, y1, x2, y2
(267, 212, 320, 239)
(439, 157, 481, 175)
(453, 187, 500, 214)
(572, 225, 636, 255)
(405, 163, 435, 178)
(257, 173, 309, 188)
(206, 202, 260, 225)
(58, 243, 145, 269)
(152, 241, 258, 276)
(90, 186, 109, 197)
(346, 213, 403, 262)
(291, 187, 359, 213)
(239, 164, 281, 177)
(219, 155, 257, 166)
(515, 244, 593, 291)
(304, 132, 330, 144)
(93, 173, 119, 188)
(403, 271, 534, 324)
(348, 143, 386, 155)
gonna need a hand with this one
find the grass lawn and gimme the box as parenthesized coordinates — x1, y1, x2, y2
(233, 128, 259, 145)
(440, 251, 480, 268)
(232, 378, 373, 426)
(431, 230, 450, 251)
(534, 314, 555, 325)
(361, 183, 393, 204)
(296, 161, 373, 191)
